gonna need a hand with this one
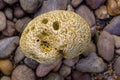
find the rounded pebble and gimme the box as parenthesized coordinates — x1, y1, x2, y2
(3, 0, 18, 5)
(1, 76, 11, 80)
(4, 8, 13, 20)
(12, 65, 35, 80)
(0, 11, 6, 31)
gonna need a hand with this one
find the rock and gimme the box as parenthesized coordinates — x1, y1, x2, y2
(76, 53, 107, 73)
(4, 8, 13, 20)
(83, 41, 96, 56)
(1, 76, 11, 80)
(14, 46, 25, 64)
(113, 35, 120, 48)
(53, 60, 62, 72)
(114, 57, 120, 76)
(0, 0, 6, 10)
(24, 58, 39, 69)
(95, 6, 109, 19)
(20, 0, 41, 13)
(3, 0, 18, 4)
(72, 71, 91, 80)
(71, 0, 83, 8)
(36, 59, 61, 77)
(0, 11, 6, 31)
(104, 16, 120, 35)
(66, 76, 72, 80)
(59, 65, 71, 77)
(107, 0, 120, 16)
(115, 49, 120, 55)
(97, 31, 114, 62)
(85, 0, 106, 9)
(67, 4, 74, 11)
(44, 73, 64, 80)
(63, 56, 79, 67)
(107, 76, 115, 80)
(14, 6, 25, 18)
(0, 36, 19, 58)
(0, 59, 13, 75)
(12, 65, 35, 80)
(75, 5, 95, 27)
(15, 17, 31, 33)
(34, 0, 68, 17)
(2, 20, 16, 36)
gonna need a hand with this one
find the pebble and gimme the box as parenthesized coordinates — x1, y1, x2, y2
(115, 49, 120, 55)
(71, 0, 83, 8)
(14, 46, 25, 64)
(15, 17, 31, 33)
(95, 6, 109, 19)
(0, 0, 6, 10)
(11, 65, 35, 80)
(0, 11, 6, 31)
(67, 4, 74, 11)
(107, 0, 120, 16)
(75, 5, 95, 27)
(97, 31, 114, 62)
(83, 41, 96, 56)
(0, 59, 13, 75)
(24, 57, 39, 69)
(36, 59, 62, 77)
(44, 73, 64, 80)
(0, 36, 19, 58)
(20, 0, 41, 13)
(14, 6, 25, 18)
(104, 15, 120, 35)
(114, 57, 120, 76)
(113, 35, 120, 49)
(72, 71, 91, 80)
(3, 0, 18, 5)
(34, 0, 68, 17)
(76, 53, 107, 73)
(53, 60, 62, 72)
(2, 20, 16, 36)
(59, 65, 71, 77)
(1, 76, 11, 80)
(107, 76, 115, 80)
(4, 8, 13, 20)
(85, 0, 106, 9)
(63, 56, 79, 67)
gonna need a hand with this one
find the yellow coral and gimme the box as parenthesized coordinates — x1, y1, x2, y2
(20, 10, 91, 64)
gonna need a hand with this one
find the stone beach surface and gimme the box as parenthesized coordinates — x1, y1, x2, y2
(0, 0, 120, 80)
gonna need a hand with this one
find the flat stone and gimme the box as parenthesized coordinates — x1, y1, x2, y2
(97, 31, 114, 62)
(114, 57, 120, 76)
(76, 53, 107, 73)
(0, 36, 19, 58)
(113, 35, 120, 48)
(0, 11, 6, 31)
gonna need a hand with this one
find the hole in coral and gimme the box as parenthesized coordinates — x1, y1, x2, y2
(36, 39, 39, 42)
(58, 50, 64, 55)
(53, 21, 59, 30)
(41, 41, 49, 47)
(42, 18, 48, 24)
(25, 29, 29, 34)
(31, 27, 35, 31)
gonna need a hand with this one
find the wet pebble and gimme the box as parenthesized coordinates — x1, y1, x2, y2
(59, 65, 71, 77)
(72, 71, 91, 80)
(20, 0, 41, 13)
(2, 20, 16, 36)
(4, 8, 13, 20)
(85, 0, 106, 9)
(63, 56, 79, 67)
(44, 73, 64, 80)
(14, 46, 25, 64)
(0, 0, 6, 10)
(3, 0, 18, 5)
(104, 15, 120, 35)
(24, 58, 39, 69)
(0, 36, 19, 58)
(14, 6, 25, 18)
(114, 57, 120, 76)
(71, 0, 83, 8)
(0, 11, 6, 31)
(97, 31, 114, 62)
(0, 59, 13, 75)
(76, 53, 107, 73)
(12, 65, 35, 80)
(36, 59, 61, 77)
(34, 0, 67, 17)
(75, 5, 95, 27)
(15, 17, 31, 33)
(1, 76, 11, 80)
